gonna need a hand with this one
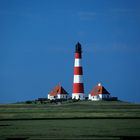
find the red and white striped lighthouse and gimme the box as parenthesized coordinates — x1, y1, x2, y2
(72, 42, 84, 100)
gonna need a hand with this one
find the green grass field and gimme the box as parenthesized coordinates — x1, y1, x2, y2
(0, 101, 140, 140)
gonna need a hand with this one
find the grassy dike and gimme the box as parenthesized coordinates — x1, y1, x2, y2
(0, 101, 140, 139)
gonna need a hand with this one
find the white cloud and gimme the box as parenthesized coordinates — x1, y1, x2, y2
(85, 42, 140, 53)
(0, 10, 16, 16)
(77, 11, 96, 21)
(110, 8, 140, 17)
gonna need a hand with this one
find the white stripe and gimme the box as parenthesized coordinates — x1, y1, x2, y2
(73, 75, 83, 83)
(74, 59, 81, 67)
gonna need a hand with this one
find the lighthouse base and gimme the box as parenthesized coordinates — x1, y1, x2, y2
(72, 93, 85, 100)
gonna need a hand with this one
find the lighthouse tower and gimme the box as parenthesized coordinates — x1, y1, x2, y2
(72, 42, 84, 100)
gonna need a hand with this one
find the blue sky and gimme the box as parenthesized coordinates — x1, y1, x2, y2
(0, 0, 140, 103)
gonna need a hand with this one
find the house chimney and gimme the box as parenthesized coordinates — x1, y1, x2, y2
(98, 83, 101, 86)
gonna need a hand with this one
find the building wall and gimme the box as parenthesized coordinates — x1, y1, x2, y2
(48, 95, 56, 100)
(88, 94, 91, 100)
(57, 94, 67, 99)
(72, 93, 84, 100)
(89, 94, 111, 101)
(48, 94, 68, 100)
(48, 94, 50, 100)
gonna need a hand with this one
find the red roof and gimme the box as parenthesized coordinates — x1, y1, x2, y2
(90, 83, 110, 96)
(48, 85, 68, 96)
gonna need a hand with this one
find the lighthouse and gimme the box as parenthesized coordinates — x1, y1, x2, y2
(72, 42, 84, 100)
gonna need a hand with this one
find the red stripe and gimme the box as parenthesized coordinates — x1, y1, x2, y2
(75, 53, 81, 58)
(74, 67, 83, 75)
(73, 83, 84, 93)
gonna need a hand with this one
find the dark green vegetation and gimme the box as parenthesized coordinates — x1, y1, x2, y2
(0, 101, 140, 140)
